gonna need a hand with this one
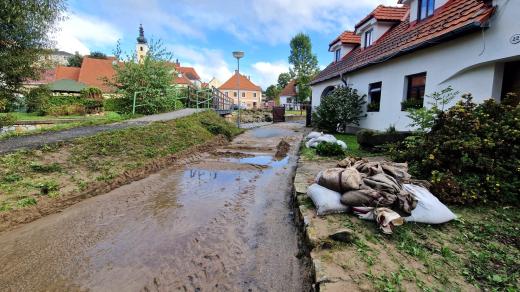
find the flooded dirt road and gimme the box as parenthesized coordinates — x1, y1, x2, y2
(0, 123, 311, 291)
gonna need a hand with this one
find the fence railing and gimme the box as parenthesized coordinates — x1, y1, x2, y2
(132, 85, 234, 114)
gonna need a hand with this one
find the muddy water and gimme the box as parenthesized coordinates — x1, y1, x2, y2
(0, 123, 311, 291)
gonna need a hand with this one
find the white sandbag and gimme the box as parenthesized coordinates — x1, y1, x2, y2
(306, 131, 323, 141)
(307, 183, 349, 216)
(403, 184, 456, 224)
(305, 138, 318, 148)
(336, 140, 347, 150)
(317, 134, 337, 143)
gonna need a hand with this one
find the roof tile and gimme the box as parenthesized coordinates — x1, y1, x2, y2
(219, 72, 262, 91)
(313, 0, 494, 85)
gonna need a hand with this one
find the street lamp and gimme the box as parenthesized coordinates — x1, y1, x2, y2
(232, 51, 244, 128)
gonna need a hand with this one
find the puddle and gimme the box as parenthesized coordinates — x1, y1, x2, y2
(250, 127, 293, 138)
(224, 155, 289, 167)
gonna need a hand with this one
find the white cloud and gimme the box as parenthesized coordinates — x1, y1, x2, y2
(171, 45, 233, 83)
(251, 61, 290, 89)
(51, 13, 122, 55)
(177, 0, 400, 44)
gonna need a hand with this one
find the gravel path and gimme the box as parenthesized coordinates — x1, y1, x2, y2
(0, 108, 204, 154)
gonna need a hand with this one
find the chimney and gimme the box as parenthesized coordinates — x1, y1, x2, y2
(176, 59, 180, 66)
(248, 76, 250, 80)
(235, 70, 239, 74)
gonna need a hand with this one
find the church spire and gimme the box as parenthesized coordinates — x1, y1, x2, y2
(137, 24, 147, 44)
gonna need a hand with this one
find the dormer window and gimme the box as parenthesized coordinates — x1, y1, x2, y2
(418, 0, 435, 20)
(335, 49, 341, 62)
(364, 29, 373, 48)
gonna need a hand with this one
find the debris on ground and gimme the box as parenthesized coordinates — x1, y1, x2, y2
(305, 132, 347, 150)
(275, 139, 291, 159)
(307, 156, 456, 234)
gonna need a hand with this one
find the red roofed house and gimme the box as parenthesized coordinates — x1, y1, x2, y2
(311, 0, 520, 131)
(279, 80, 299, 110)
(173, 59, 202, 88)
(219, 71, 262, 109)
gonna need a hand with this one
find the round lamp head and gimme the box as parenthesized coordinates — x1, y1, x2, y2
(232, 51, 244, 59)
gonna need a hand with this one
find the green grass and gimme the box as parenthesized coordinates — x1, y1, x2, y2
(0, 111, 242, 210)
(301, 133, 379, 160)
(286, 110, 305, 116)
(0, 112, 138, 140)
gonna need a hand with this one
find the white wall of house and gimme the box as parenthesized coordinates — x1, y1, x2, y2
(357, 20, 395, 48)
(311, 0, 519, 131)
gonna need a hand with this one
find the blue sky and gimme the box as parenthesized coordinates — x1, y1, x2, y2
(53, 0, 396, 88)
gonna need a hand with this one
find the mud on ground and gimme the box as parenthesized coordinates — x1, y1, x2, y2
(0, 122, 313, 291)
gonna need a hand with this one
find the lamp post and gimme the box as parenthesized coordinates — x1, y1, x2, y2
(232, 51, 244, 128)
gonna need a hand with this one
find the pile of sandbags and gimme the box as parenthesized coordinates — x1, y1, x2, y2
(305, 132, 347, 150)
(307, 157, 456, 234)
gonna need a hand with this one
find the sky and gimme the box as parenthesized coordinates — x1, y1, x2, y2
(52, 0, 397, 89)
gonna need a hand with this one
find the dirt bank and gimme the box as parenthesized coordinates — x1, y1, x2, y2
(0, 122, 313, 291)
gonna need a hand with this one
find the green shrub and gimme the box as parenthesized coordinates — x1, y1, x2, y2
(392, 95, 520, 205)
(30, 162, 62, 173)
(0, 113, 16, 128)
(103, 97, 126, 112)
(26, 85, 52, 115)
(316, 141, 345, 157)
(313, 86, 366, 132)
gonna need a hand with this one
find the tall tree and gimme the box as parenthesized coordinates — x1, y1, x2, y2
(277, 72, 292, 89)
(105, 39, 176, 114)
(265, 85, 281, 101)
(67, 51, 83, 67)
(88, 51, 107, 59)
(288, 33, 319, 104)
(0, 0, 65, 111)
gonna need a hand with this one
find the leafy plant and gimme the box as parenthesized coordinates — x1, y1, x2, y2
(406, 86, 458, 133)
(315, 141, 345, 157)
(26, 85, 52, 115)
(16, 197, 37, 207)
(34, 180, 59, 195)
(392, 94, 520, 204)
(313, 86, 366, 132)
(30, 162, 62, 173)
(401, 99, 424, 111)
(367, 102, 380, 112)
(0, 113, 15, 129)
(67, 51, 83, 67)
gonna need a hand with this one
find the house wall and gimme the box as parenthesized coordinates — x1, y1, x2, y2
(311, 0, 520, 131)
(221, 90, 262, 108)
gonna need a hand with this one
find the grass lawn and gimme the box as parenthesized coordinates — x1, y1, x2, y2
(307, 204, 519, 291)
(301, 133, 381, 160)
(286, 110, 305, 116)
(0, 111, 241, 211)
(0, 112, 137, 140)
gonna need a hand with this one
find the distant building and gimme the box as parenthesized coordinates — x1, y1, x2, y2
(208, 77, 222, 88)
(279, 80, 300, 110)
(219, 71, 262, 109)
(136, 24, 149, 64)
(173, 60, 202, 88)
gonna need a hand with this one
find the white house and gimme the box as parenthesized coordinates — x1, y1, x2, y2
(279, 80, 300, 110)
(311, 0, 520, 131)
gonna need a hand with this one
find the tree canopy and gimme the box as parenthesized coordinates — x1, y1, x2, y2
(0, 0, 65, 111)
(106, 40, 177, 114)
(67, 51, 83, 67)
(88, 51, 107, 59)
(277, 72, 292, 89)
(288, 33, 319, 104)
(265, 85, 281, 101)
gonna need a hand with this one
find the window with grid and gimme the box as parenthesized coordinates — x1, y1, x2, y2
(403, 73, 426, 110)
(364, 29, 373, 48)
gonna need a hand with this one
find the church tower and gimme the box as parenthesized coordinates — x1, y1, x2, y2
(136, 24, 148, 63)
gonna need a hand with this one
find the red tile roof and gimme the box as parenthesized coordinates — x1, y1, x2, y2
(77, 57, 117, 92)
(174, 72, 193, 85)
(219, 71, 262, 91)
(355, 5, 409, 29)
(313, 0, 495, 85)
(280, 80, 297, 97)
(55, 66, 81, 81)
(176, 66, 200, 81)
(329, 31, 361, 48)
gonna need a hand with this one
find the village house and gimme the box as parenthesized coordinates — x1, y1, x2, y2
(27, 25, 203, 93)
(279, 80, 300, 110)
(311, 0, 520, 131)
(219, 71, 262, 109)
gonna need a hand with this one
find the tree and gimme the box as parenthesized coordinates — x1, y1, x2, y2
(312, 86, 366, 132)
(67, 51, 83, 67)
(288, 33, 319, 104)
(105, 39, 176, 115)
(277, 72, 292, 89)
(88, 51, 107, 59)
(265, 85, 281, 101)
(0, 0, 65, 111)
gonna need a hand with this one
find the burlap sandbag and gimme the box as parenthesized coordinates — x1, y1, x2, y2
(317, 167, 362, 193)
(363, 173, 402, 193)
(341, 185, 396, 207)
